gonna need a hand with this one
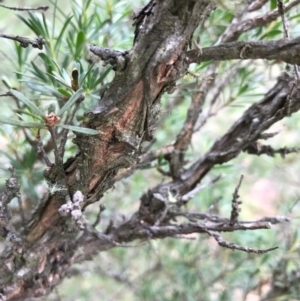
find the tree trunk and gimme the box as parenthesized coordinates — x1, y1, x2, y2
(1, 0, 300, 300)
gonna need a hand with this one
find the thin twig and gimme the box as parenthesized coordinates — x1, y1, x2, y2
(0, 4, 49, 11)
(0, 33, 45, 50)
(230, 175, 243, 225)
(89, 46, 127, 71)
(188, 37, 300, 65)
(169, 66, 216, 178)
(36, 130, 52, 167)
(206, 230, 278, 254)
(193, 63, 244, 132)
(113, 144, 175, 182)
(175, 211, 290, 226)
(93, 204, 106, 228)
(245, 143, 299, 158)
(221, 0, 300, 42)
(248, 0, 269, 11)
(254, 216, 290, 224)
(181, 175, 221, 202)
(277, 0, 300, 119)
(277, 0, 300, 81)
(287, 199, 300, 214)
(208, 63, 240, 107)
(258, 132, 279, 140)
(175, 73, 300, 193)
(58, 102, 81, 158)
(0, 91, 12, 97)
(176, 211, 229, 223)
(47, 127, 60, 164)
(111, 240, 147, 248)
(277, 0, 290, 38)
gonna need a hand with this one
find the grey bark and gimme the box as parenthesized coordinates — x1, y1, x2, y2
(0, 0, 298, 300)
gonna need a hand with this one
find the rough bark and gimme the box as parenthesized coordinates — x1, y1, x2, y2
(188, 37, 300, 65)
(0, 0, 299, 300)
(1, 0, 217, 299)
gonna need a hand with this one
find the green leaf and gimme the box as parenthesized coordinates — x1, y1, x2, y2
(83, 0, 93, 11)
(73, 61, 81, 71)
(57, 87, 72, 97)
(57, 88, 84, 116)
(15, 72, 38, 81)
(31, 61, 49, 82)
(28, 12, 46, 36)
(213, 164, 234, 170)
(75, 31, 85, 59)
(52, 71, 67, 83)
(80, 62, 95, 85)
(54, 15, 74, 52)
(49, 0, 68, 19)
(58, 124, 98, 135)
(0, 116, 45, 128)
(16, 14, 36, 34)
(197, 61, 212, 70)
(93, 66, 112, 88)
(61, 55, 71, 70)
(62, 69, 71, 85)
(2, 76, 12, 89)
(27, 82, 52, 94)
(237, 84, 249, 96)
(50, 58, 62, 73)
(22, 148, 38, 169)
(89, 93, 101, 100)
(10, 89, 45, 118)
(86, 66, 99, 88)
(158, 154, 164, 166)
(42, 13, 50, 39)
(27, 83, 47, 93)
(13, 109, 44, 122)
(85, 14, 97, 38)
(38, 53, 55, 72)
(270, 0, 277, 10)
(47, 72, 72, 89)
(27, 83, 63, 98)
(22, 123, 45, 129)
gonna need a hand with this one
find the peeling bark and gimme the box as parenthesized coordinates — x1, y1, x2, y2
(0, 0, 299, 299)
(1, 1, 217, 299)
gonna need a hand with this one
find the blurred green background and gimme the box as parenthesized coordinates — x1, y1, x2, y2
(0, 0, 300, 300)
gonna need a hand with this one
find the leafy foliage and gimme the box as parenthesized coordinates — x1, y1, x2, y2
(0, 0, 300, 300)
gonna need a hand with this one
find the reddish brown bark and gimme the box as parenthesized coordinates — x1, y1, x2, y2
(1, 0, 300, 300)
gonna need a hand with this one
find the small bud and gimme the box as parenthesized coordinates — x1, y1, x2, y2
(71, 68, 80, 91)
(48, 103, 56, 114)
(45, 112, 60, 127)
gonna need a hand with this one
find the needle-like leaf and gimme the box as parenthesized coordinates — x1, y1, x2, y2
(10, 89, 45, 118)
(0, 116, 45, 128)
(58, 124, 98, 135)
(57, 88, 84, 116)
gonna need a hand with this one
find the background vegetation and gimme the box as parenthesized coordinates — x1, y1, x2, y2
(0, 0, 300, 300)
